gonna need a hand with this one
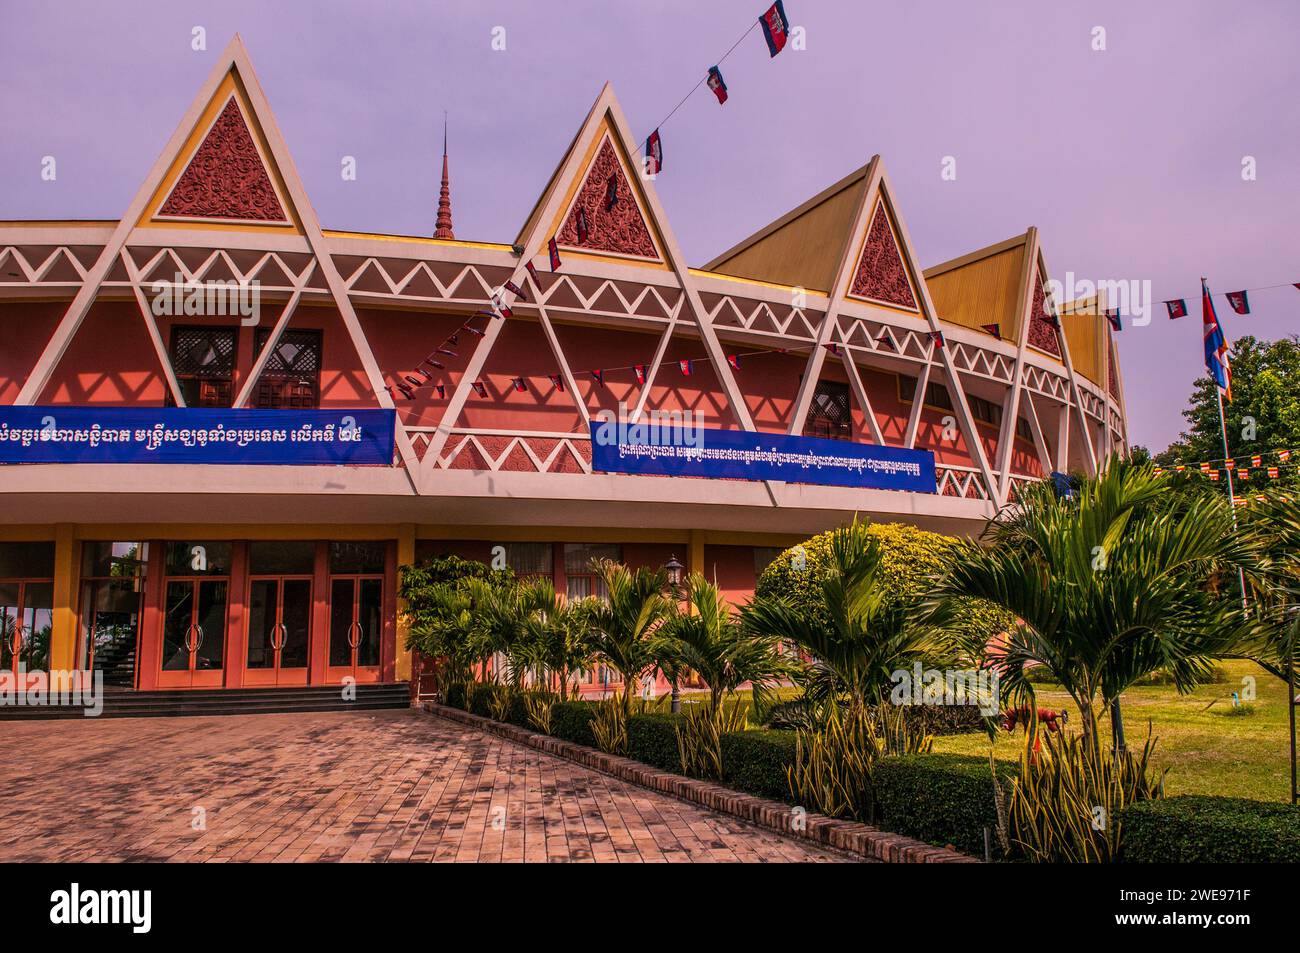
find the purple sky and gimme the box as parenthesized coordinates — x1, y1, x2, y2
(2, 0, 1297, 451)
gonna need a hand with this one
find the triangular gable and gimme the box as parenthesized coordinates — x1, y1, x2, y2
(137, 70, 299, 232)
(548, 124, 666, 265)
(845, 197, 919, 312)
(1026, 269, 1062, 357)
(923, 233, 1029, 339)
(702, 164, 869, 294)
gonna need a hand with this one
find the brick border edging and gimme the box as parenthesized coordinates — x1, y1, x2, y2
(420, 702, 978, 864)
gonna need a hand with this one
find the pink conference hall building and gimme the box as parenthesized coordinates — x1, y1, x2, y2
(0, 37, 1126, 697)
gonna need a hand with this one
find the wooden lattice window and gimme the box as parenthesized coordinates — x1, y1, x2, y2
(252, 328, 321, 409)
(168, 326, 237, 407)
(805, 380, 852, 441)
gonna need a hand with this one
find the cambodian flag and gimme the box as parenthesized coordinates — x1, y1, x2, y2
(644, 130, 663, 176)
(759, 2, 790, 57)
(1202, 279, 1232, 402)
(1165, 298, 1188, 320)
(707, 66, 728, 104)
(548, 238, 561, 271)
(1225, 290, 1249, 314)
(679, 359, 694, 376)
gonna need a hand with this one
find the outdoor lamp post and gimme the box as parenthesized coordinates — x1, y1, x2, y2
(665, 555, 684, 713)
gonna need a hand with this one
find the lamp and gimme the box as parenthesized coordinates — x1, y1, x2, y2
(664, 554, 685, 713)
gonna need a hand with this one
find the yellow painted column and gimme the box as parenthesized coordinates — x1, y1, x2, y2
(49, 524, 81, 688)
(394, 524, 416, 681)
(688, 529, 705, 582)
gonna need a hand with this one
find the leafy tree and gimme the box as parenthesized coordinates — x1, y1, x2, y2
(930, 458, 1262, 754)
(656, 573, 795, 711)
(743, 522, 952, 712)
(1155, 335, 1300, 495)
(581, 560, 675, 715)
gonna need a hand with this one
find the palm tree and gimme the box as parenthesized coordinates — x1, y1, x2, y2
(513, 579, 597, 700)
(930, 457, 1261, 754)
(580, 559, 675, 715)
(658, 573, 795, 711)
(742, 522, 946, 713)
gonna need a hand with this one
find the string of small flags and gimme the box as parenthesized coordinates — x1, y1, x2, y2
(1102, 281, 1300, 329)
(1153, 447, 1296, 483)
(633, 2, 793, 176)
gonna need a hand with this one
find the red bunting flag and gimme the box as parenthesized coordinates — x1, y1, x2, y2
(1165, 299, 1188, 319)
(498, 305, 512, 320)
(1281, 450, 1292, 462)
(1209, 471, 1220, 481)
(1239, 468, 1250, 481)
(447, 333, 459, 346)
(1225, 290, 1250, 315)
(576, 207, 590, 244)
(644, 130, 663, 176)
(505, 280, 527, 302)
(471, 381, 487, 398)
(823, 342, 841, 356)
(1295, 284, 1300, 292)
(512, 377, 528, 393)
(590, 369, 605, 387)
(394, 383, 414, 401)
(634, 364, 647, 384)
(727, 354, 741, 370)
(404, 375, 424, 389)
(707, 66, 728, 104)
(1251, 454, 1262, 467)
(435, 384, 446, 399)
(464, 325, 485, 337)
(605, 172, 618, 211)
(679, 359, 694, 376)
(759, 1, 791, 57)
(1105, 308, 1122, 331)
(548, 374, 565, 392)
(930, 330, 946, 348)
(475, 309, 496, 320)
(420, 359, 444, 372)
(1269, 466, 1280, 479)
(876, 331, 895, 350)
(549, 238, 562, 271)
(1200, 462, 1211, 474)
(525, 260, 542, 288)
(980, 323, 1001, 340)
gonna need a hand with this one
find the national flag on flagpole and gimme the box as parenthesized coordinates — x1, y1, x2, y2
(644, 130, 663, 176)
(1225, 290, 1250, 315)
(1202, 279, 1233, 401)
(980, 323, 1001, 340)
(634, 364, 647, 384)
(707, 66, 728, 104)
(1105, 308, 1122, 331)
(605, 172, 619, 211)
(525, 260, 542, 288)
(548, 238, 562, 271)
(576, 207, 590, 244)
(727, 354, 741, 370)
(548, 374, 565, 392)
(1166, 298, 1188, 320)
(759, 1, 791, 57)
(679, 359, 694, 376)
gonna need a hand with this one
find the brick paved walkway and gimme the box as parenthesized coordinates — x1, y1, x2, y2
(0, 710, 852, 863)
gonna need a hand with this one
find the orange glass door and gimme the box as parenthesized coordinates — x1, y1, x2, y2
(159, 579, 228, 688)
(245, 577, 312, 686)
(0, 581, 54, 688)
(327, 576, 382, 684)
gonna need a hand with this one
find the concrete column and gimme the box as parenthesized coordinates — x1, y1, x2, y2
(49, 524, 80, 689)
(394, 524, 416, 681)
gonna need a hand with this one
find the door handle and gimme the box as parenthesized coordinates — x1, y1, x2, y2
(347, 620, 362, 649)
(11, 623, 24, 655)
(193, 624, 205, 653)
(184, 622, 199, 654)
(273, 622, 287, 651)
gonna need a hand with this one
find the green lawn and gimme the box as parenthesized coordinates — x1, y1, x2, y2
(931, 660, 1296, 803)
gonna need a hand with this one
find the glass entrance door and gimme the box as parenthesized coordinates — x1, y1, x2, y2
(327, 577, 382, 683)
(160, 579, 229, 688)
(245, 577, 312, 686)
(0, 581, 54, 689)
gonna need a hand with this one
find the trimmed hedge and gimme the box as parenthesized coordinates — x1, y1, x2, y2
(720, 729, 799, 802)
(873, 754, 1015, 858)
(627, 714, 684, 773)
(1121, 795, 1300, 863)
(550, 701, 597, 748)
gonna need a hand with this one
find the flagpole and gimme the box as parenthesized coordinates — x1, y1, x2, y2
(1206, 276, 1249, 610)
